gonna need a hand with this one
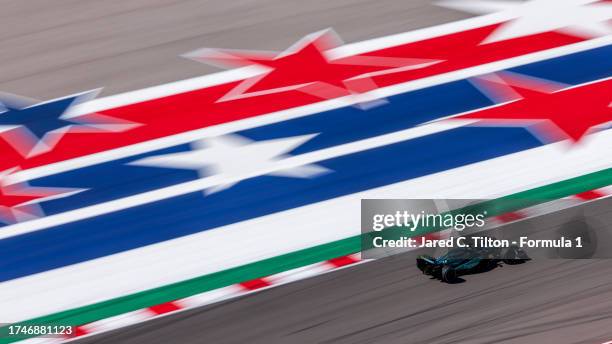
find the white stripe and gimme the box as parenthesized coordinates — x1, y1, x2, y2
(87, 310, 151, 332)
(596, 186, 612, 195)
(268, 264, 331, 285)
(0, 120, 473, 239)
(330, 10, 517, 58)
(1, 130, 609, 322)
(179, 286, 242, 309)
(18, 338, 63, 344)
(9, 33, 612, 185)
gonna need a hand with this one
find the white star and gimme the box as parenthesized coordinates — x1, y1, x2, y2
(130, 134, 330, 194)
(437, 0, 612, 43)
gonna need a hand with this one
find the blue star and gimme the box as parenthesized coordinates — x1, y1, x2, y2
(0, 90, 119, 157)
(0, 95, 82, 140)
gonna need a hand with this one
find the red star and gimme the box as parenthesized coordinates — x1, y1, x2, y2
(455, 73, 612, 142)
(184, 29, 440, 102)
(0, 188, 46, 208)
(0, 171, 82, 224)
(0, 184, 49, 224)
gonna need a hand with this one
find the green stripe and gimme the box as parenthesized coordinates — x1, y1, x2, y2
(1, 168, 610, 343)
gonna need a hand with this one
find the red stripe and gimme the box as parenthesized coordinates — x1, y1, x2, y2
(239, 278, 271, 291)
(3, 25, 588, 172)
(65, 325, 90, 338)
(424, 232, 442, 240)
(575, 190, 606, 201)
(147, 301, 182, 315)
(495, 211, 525, 223)
(327, 255, 359, 268)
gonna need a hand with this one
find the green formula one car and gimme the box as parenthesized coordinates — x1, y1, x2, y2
(416, 238, 530, 283)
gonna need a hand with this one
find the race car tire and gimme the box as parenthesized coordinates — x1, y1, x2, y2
(441, 265, 457, 283)
(416, 255, 435, 275)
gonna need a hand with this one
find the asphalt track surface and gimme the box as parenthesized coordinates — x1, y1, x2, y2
(75, 198, 612, 344)
(0, 0, 470, 99)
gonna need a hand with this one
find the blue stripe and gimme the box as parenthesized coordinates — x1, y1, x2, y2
(509, 44, 612, 84)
